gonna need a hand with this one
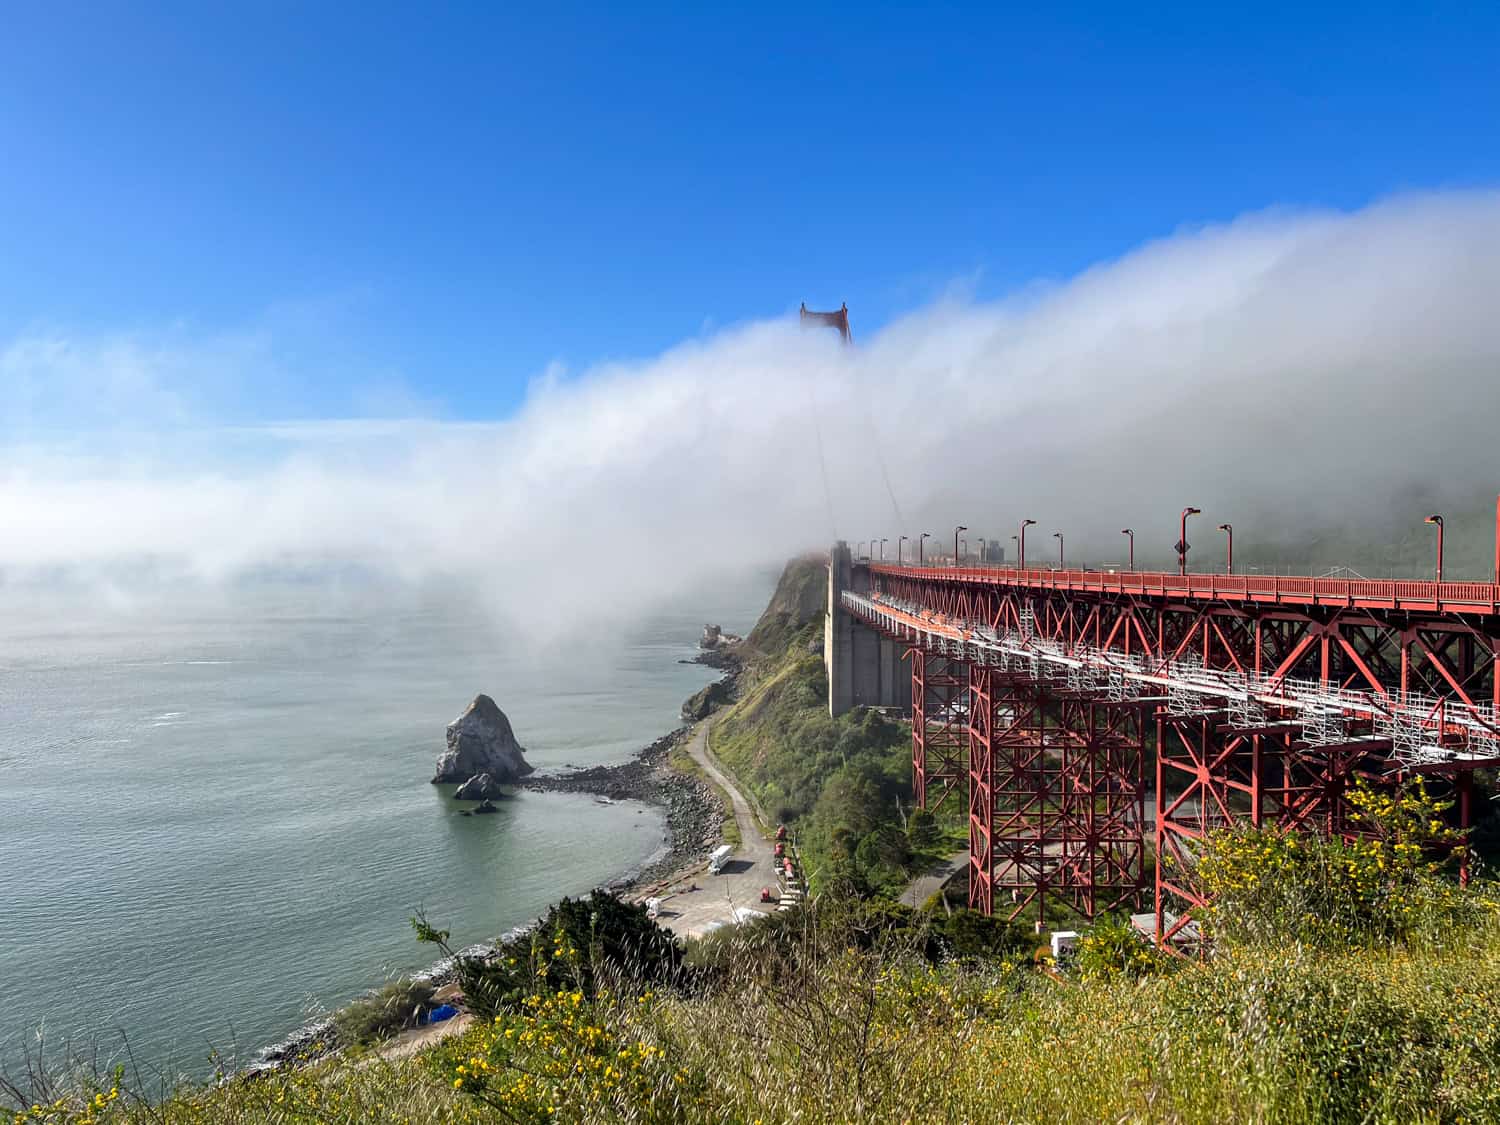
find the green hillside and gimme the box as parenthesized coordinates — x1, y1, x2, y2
(711, 555, 963, 895)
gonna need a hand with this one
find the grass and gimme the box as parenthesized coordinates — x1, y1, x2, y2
(15, 896, 1500, 1124)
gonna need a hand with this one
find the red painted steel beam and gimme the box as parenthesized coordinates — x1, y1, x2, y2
(912, 648, 967, 812)
(865, 562, 1500, 618)
(849, 559, 1492, 947)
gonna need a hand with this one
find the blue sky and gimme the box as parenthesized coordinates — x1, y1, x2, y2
(2, 2, 1498, 424)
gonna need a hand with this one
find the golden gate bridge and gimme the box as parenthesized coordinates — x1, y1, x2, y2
(831, 540, 1500, 946)
(804, 300, 1499, 946)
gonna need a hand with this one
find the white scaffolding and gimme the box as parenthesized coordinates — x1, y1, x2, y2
(844, 590, 1500, 769)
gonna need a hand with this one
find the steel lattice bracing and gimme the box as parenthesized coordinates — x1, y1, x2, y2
(966, 664, 997, 915)
(912, 650, 967, 810)
(843, 561, 1500, 941)
(966, 670, 1148, 923)
(1061, 696, 1148, 920)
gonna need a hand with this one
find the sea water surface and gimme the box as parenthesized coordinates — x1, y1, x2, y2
(0, 578, 767, 1079)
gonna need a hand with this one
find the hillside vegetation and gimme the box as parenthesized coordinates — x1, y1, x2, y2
(742, 552, 825, 655)
(712, 556, 963, 894)
(16, 859, 1500, 1124)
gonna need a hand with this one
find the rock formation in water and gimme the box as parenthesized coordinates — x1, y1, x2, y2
(700, 623, 743, 651)
(453, 772, 507, 801)
(432, 694, 534, 784)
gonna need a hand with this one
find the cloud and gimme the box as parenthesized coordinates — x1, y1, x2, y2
(3, 190, 1500, 628)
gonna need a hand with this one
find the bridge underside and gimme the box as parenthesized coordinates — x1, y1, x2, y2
(965, 669, 1147, 920)
(856, 564, 1497, 942)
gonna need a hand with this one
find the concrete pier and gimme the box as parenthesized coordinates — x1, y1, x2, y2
(825, 541, 913, 716)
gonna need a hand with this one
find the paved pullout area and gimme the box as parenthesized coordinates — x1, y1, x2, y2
(648, 720, 779, 939)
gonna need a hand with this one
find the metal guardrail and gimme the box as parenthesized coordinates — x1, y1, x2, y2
(863, 562, 1500, 615)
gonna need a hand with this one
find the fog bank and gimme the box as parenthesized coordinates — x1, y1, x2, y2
(4, 191, 1500, 629)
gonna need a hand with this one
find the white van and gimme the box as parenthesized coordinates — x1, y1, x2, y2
(708, 844, 733, 874)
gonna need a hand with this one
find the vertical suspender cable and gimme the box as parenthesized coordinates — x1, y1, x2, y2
(799, 301, 907, 537)
(840, 319, 906, 529)
(809, 407, 839, 541)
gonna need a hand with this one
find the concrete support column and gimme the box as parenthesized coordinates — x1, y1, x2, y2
(826, 542, 855, 716)
(826, 541, 912, 716)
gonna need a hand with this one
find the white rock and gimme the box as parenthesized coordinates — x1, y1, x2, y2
(431, 694, 534, 784)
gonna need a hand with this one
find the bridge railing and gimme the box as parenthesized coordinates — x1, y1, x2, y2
(862, 562, 1500, 615)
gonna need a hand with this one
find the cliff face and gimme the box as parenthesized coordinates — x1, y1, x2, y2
(681, 678, 733, 721)
(745, 554, 827, 656)
(432, 694, 534, 784)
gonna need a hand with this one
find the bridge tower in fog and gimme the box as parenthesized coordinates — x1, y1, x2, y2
(800, 302, 852, 342)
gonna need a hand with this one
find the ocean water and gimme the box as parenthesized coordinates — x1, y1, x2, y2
(0, 579, 767, 1079)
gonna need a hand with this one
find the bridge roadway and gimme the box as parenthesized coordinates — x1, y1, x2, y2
(835, 551, 1500, 944)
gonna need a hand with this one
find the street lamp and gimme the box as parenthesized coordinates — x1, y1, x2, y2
(879, 538, 888, 561)
(919, 532, 932, 566)
(1178, 507, 1202, 576)
(954, 525, 968, 567)
(1052, 531, 1064, 568)
(1218, 523, 1234, 574)
(1019, 519, 1037, 571)
(899, 535, 909, 564)
(1426, 514, 1445, 582)
(1121, 528, 1135, 571)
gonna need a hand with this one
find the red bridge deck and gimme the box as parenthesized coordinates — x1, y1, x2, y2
(867, 562, 1500, 617)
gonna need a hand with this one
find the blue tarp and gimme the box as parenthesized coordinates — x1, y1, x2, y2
(427, 1004, 459, 1023)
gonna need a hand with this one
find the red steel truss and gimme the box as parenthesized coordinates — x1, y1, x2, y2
(844, 561, 1500, 942)
(966, 665, 1148, 923)
(912, 650, 968, 810)
(1062, 696, 1148, 920)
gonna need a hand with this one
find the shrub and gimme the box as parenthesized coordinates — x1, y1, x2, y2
(429, 987, 694, 1122)
(906, 807, 939, 852)
(1194, 778, 1492, 949)
(932, 908, 1035, 961)
(416, 891, 684, 1020)
(330, 977, 436, 1047)
(1073, 914, 1171, 980)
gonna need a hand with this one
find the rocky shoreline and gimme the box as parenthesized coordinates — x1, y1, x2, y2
(520, 725, 726, 890)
